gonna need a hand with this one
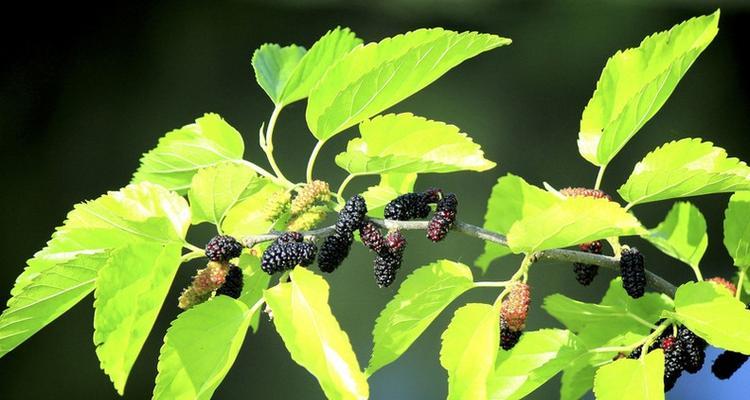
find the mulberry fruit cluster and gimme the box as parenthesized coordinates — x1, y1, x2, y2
(384, 190, 437, 220)
(627, 322, 707, 391)
(318, 195, 367, 273)
(205, 235, 244, 262)
(216, 265, 244, 299)
(261, 232, 317, 274)
(427, 193, 458, 242)
(619, 247, 646, 298)
(573, 241, 601, 286)
(178, 261, 233, 309)
(373, 230, 407, 288)
(500, 283, 531, 350)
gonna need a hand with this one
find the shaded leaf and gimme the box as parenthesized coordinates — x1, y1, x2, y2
(237, 251, 271, 332)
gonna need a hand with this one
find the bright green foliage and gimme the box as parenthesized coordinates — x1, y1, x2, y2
(153, 296, 256, 400)
(11, 182, 190, 297)
(335, 113, 495, 175)
(237, 252, 271, 332)
(644, 202, 707, 270)
(593, 350, 665, 400)
(561, 364, 597, 400)
(440, 303, 500, 400)
(132, 114, 246, 193)
(94, 243, 183, 395)
(578, 11, 719, 167)
(306, 29, 510, 141)
(618, 138, 750, 206)
(368, 260, 474, 376)
(361, 173, 417, 217)
(220, 179, 286, 237)
(507, 196, 645, 253)
(264, 267, 369, 399)
(476, 174, 559, 270)
(189, 162, 269, 228)
(487, 329, 584, 400)
(0, 253, 108, 357)
(253, 27, 362, 106)
(724, 191, 750, 268)
(671, 281, 750, 354)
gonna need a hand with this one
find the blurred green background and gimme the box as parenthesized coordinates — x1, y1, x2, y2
(2, 1, 749, 398)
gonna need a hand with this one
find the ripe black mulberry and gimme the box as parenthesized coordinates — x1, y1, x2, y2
(261, 241, 317, 274)
(573, 241, 601, 286)
(620, 247, 646, 298)
(205, 235, 244, 261)
(216, 265, 244, 299)
(678, 326, 707, 374)
(384, 192, 431, 220)
(335, 194, 367, 235)
(318, 232, 354, 273)
(373, 253, 402, 288)
(500, 318, 523, 350)
(427, 193, 457, 242)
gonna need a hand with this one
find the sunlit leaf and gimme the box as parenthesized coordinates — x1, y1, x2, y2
(307, 29, 510, 140)
(724, 191, 750, 269)
(94, 243, 182, 394)
(671, 281, 750, 354)
(476, 174, 559, 270)
(153, 296, 256, 400)
(440, 303, 499, 400)
(578, 11, 719, 167)
(264, 267, 369, 399)
(618, 138, 750, 206)
(237, 251, 271, 332)
(368, 260, 474, 376)
(132, 114, 246, 194)
(221, 179, 286, 237)
(592, 350, 664, 400)
(487, 329, 584, 400)
(361, 173, 417, 218)
(252, 44, 306, 104)
(336, 113, 495, 176)
(644, 202, 707, 269)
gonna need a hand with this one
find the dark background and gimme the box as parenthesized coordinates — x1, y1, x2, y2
(1, 1, 749, 399)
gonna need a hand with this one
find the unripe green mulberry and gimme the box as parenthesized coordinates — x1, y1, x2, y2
(287, 206, 328, 231)
(263, 190, 291, 222)
(177, 287, 211, 310)
(291, 180, 331, 215)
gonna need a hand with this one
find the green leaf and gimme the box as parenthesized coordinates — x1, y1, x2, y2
(264, 267, 369, 399)
(188, 161, 269, 228)
(487, 329, 584, 400)
(132, 114, 245, 194)
(593, 350, 664, 400)
(307, 29, 510, 140)
(280, 27, 362, 105)
(237, 251, 271, 332)
(94, 242, 182, 394)
(336, 113, 495, 176)
(440, 303, 499, 400)
(361, 173, 417, 218)
(476, 174, 559, 270)
(221, 178, 286, 237)
(561, 364, 596, 400)
(11, 182, 190, 297)
(578, 11, 719, 167)
(507, 196, 645, 253)
(644, 202, 707, 269)
(724, 191, 750, 268)
(671, 281, 750, 354)
(367, 260, 474, 376)
(0, 253, 108, 358)
(618, 138, 750, 206)
(252, 43, 306, 104)
(153, 296, 256, 400)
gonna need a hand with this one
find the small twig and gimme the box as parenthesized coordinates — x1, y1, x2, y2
(242, 218, 678, 296)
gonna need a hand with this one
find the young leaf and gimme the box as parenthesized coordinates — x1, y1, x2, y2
(440, 303, 499, 400)
(618, 138, 750, 206)
(507, 196, 645, 253)
(476, 174, 559, 271)
(487, 329, 584, 400)
(644, 202, 707, 269)
(153, 296, 256, 400)
(0, 253, 108, 358)
(671, 281, 750, 354)
(237, 251, 271, 332)
(335, 113, 495, 176)
(280, 27, 362, 105)
(221, 179, 286, 237)
(264, 267, 369, 399)
(578, 11, 719, 167)
(361, 173, 417, 217)
(723, 191, 750, 268)
(252, 44, 307, 104)
(593, 350, 665, 400)
(93, 242, 183, 395)
(188, 161, 268, 228)
(307, 29, 510, 141)
(132, 114, 245, 194)
(10, 182, 190, 297)
(367, 260, 474, 376)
